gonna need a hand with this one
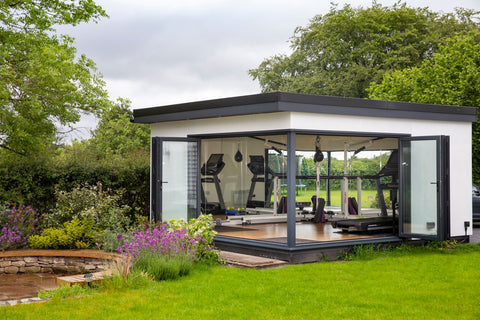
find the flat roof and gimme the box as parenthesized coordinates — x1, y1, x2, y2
(133, 92, 477, 123)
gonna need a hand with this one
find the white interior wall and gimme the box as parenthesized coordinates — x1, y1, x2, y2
(200, 137, 267, 207)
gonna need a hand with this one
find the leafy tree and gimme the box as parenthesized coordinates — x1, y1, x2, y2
(249, 2, 479, 98)
(368, 32, 480, 183)
(90, 99, 150, 159)
(0, 0, 109, 155)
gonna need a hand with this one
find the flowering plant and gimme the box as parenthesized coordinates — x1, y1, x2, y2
(0, 204, 42, 251)
(167, 215, 219, 262)
(116, 224, 200, 260)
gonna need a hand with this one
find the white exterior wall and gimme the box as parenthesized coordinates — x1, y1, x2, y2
(150, 112, 291, 137)
(150, 111, 473, 237)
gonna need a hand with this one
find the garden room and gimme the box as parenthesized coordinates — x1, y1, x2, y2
(134, 92, 475, 262)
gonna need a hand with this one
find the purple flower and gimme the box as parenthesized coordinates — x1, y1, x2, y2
(117, 234, 123, 240)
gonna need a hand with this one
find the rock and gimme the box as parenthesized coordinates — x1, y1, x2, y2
(4, 266, 19, 274)
(12, 260, 26, 267)
(39, 257, 54, 264)
(52, 266, 68, 273)
(24, 266, 41, 273)
(53, 257, 65, 264)
(24, 257, 38, 263)
(0, 261, 11, 267)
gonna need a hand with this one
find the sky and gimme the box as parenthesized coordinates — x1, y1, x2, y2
(59, 0, 480, 138)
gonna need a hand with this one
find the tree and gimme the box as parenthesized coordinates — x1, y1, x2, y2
(368, 32, 480, 183)
(89, 99, 150, 159)
(249, 2, 480, 98)
(0, 0, 109, 155)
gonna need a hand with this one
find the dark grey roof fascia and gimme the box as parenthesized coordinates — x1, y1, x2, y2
(133, 91, 478, 123)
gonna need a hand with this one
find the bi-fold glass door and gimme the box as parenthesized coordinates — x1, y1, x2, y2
(151, 137, 200, 222)
(399, 136, 450, 240)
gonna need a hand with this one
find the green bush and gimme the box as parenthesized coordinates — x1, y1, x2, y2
(95, 229, 125, 252)
(132, 252, 194, 281)
(47, 183, 131, 232)
(168, 214, 220, 262)
(0, 154, 149, 220)
(29, 219, 96, 249)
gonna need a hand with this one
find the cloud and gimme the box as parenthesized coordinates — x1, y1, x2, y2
(58, 0, 480, 110)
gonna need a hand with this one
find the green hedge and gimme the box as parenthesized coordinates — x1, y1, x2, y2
(0, 155, 149, 219)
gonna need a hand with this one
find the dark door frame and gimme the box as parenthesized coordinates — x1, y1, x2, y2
(151, 137, 201, 222)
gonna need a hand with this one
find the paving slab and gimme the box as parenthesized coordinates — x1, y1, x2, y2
(0, 273, 59, 302)
(220, 251, 289, 269)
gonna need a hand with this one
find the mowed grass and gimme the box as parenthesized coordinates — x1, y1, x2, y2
(3, 245, 480, 320)
(295, 189, 378, 207)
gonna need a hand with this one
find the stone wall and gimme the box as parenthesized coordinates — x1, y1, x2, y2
(0, 256, 109, 274)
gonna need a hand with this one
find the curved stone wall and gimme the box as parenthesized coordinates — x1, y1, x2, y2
(0, 249, 121, 275)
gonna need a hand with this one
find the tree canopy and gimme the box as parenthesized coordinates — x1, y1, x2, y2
(249, 2, 480, 98)
(368, 32, 480, 183)
(89, 99, 150, 159)
(0, 0, 109, 155)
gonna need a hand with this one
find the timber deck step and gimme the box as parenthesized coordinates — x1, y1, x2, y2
(56, 270, 112, 287)
(220, 251, 289, 269)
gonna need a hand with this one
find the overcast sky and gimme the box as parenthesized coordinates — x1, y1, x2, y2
(62, 0, 480, 108)
(59, 0, 480, 139)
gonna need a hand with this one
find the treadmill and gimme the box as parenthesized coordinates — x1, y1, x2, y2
(246, 155, 275, 208)
(201, 154, 226, 214)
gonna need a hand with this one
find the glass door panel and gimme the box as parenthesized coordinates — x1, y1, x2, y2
(152, 138, 199, 222)
(399, 136, 449, 240)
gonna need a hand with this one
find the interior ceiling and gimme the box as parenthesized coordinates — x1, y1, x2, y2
(255, 135, 399, 152)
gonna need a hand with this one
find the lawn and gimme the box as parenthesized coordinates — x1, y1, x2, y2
(294, 188, 379, 208)
(2, 245, 480, 319)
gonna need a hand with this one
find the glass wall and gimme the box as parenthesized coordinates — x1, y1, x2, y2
(202, 132, 399, 246)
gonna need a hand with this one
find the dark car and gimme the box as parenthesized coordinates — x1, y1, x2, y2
(473, 185, 480, 222)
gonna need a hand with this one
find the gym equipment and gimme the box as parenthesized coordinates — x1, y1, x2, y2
(348, 197, 358, 215)
(201, 154, 226, 214)
(331, 216, 398, 232)
(331, 150, 399, 233)
(234, 142, 243, 162)
(375, 149, 399, 217)
(313, 197, 326, 223)
(246, 155, 275, 208)
(276, 196, 311, 214)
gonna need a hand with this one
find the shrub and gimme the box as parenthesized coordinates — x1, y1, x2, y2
(168, 214, 220, 262)
(0, 154, 150, 219)
(132, 252, 194, 281)
(95, 230, 126, 252)
(29, 219, 96, 249)
(0, 204, 42, 251)
(47, 183, 131, 232)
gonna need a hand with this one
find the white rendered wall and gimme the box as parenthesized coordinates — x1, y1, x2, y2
(150, 112, 291, 137)
(150, 111, 473, 237)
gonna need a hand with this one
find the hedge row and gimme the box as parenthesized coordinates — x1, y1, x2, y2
(0, 156, 149, 219)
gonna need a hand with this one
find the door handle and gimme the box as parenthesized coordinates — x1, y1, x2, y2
(430, 182, 437, 184)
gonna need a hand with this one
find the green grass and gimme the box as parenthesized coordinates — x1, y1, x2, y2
(295, 188, 378, 207)
(2, 244, 480, 319)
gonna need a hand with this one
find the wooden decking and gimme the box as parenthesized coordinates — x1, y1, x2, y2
(215, 220, 381, 243)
